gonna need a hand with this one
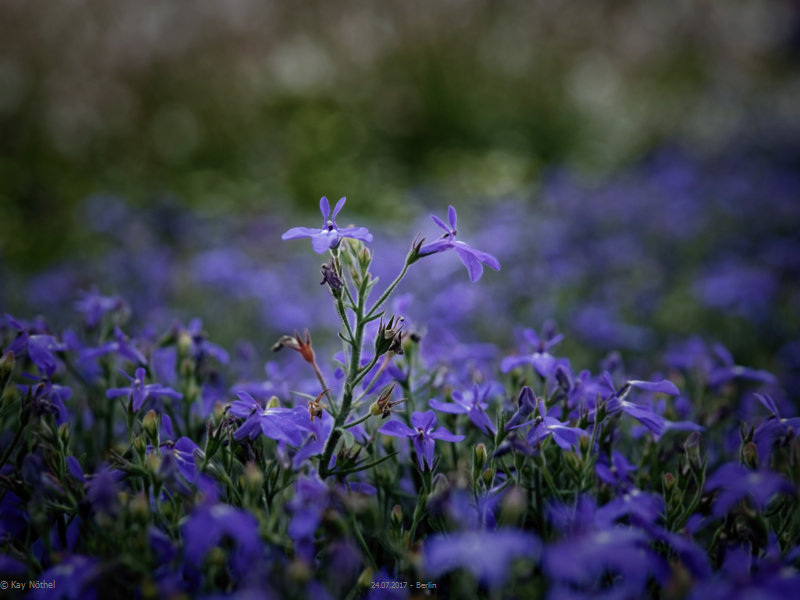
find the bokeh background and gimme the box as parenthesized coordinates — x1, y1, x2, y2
(2, 1, 800, 394)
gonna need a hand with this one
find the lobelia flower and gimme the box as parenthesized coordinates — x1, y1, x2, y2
(424, 529, 540, 587)
(501, 324, 564, 377)
(704, 462, 795, 518)
(753, 393, 800, 464)
(6, 314, 66, 377)
(79, 326, 147, 365)
(229, 391, 309, 445)
(417, 205, 500, 282)
(527, 397, 586, 451)
(182, 503, 262, 577)
(378, 410, 465, 470)
(105, 367, 182, 412)
(281, 196, 373, 254)
(429, 383, 496, 434)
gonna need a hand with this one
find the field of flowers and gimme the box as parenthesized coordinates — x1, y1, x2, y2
(1, 142, 800, 598)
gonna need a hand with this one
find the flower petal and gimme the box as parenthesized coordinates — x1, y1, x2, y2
(281, 226, 320, 240)
(311, 230, 338, 254)
(319, 196, 330, 221)
(378, 420, 415, 438)
(331, 197, 346, 221)
(429, 397, 468, 414)
(447, 205, 458, 230)
(431, 427, 465, 443)
(454, 244, 485, 282)
(430, 214, 451, 233)
(338, 226, 373, 243)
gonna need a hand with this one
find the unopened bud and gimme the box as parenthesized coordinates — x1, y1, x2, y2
(130, 491, 150, 521)
(684, 431, 702, 469)
(242, 461, 264, 493)
(357, 567, 374, 589)
(391, 504, 403, 528)
(742, 441, 759, 470)
(358, 247, 372, 270)
(474, 443, 488, 473)
(145, 453, 162, 474)
(663, 472, 676, 491)
(143, 410, 159, 441)
(177, 331, 193, 358)
(0, 350, 14, 378)
(58, 422, 70, 446)
(482, 468, 495, 486)
(133, 436, 146, 457)
(500, 486, 526, 524)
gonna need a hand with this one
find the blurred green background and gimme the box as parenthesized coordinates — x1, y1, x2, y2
(1, 0, 799, 271)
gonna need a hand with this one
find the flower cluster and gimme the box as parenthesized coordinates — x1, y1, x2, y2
(2, 153, 799, 599)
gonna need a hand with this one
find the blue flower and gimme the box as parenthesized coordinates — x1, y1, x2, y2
(105, 367, 182, 412)
(705, 462, 794, 518)
(378, 409, 464, 470)
(281, 196, 373, 253)
(418, 206, 500, 282)
(424, 529, 540, 587)
(182, 503, 262, 577)
(429, 383, 496, 434)
(501, 325, 564, 377)
(229, 391, 308, 444)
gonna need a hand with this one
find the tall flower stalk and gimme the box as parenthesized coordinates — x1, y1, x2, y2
(281, 199, 499, 477)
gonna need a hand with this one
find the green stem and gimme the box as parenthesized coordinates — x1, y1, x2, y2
(352, 354, 380, 388)
(366, 258, 411, 321)
(320, 275, 368, 477)
(344, 412, 372, 429)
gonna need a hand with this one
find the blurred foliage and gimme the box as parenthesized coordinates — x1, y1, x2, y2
(2, 0, 800, 271)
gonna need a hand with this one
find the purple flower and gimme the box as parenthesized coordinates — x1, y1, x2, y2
(74, 287, 127, 328)
(527, 398, 586, 451)
(281, 196, 373, 253)
(105, 367, 183, 412)
(182, 503, 262, 576)
(429, 383, 496, 434)
(417, 205, 500, 282)
(753, 393, 800, 464)
(545, 527, 668, 597)
(705, 462, 795, 518)
(501, 325, 564, 376)
(595, 450, 637, 491)
(6, 314, 65, 377)
(600, 373, 699, 438)
(424, 529, 540, 586)
(288, 473, 330, 562)
(378, 410, 465, 470)
(79, 326, 147, 365)
(229, 391, 309, 445)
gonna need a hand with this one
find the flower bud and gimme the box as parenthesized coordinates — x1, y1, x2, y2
(143, 410, 159, 441)
(145, 453, 162, 475)
(177, 330, 193, 358)
(482, 468, 495, 486)
(473, 443, 488, 474)
(391, 504, 403, 528)
(58, 422, 70, 447)
(0, 350, 15, 379)
(357, 567, 374, 589)
(130, 491, 150, 521)
(684, 431, 702, 470)
(663, 472, 676, 491)
(742, 441, 759, 470)
(133, 436, 146, 458)
(241, 461, 264, 493)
